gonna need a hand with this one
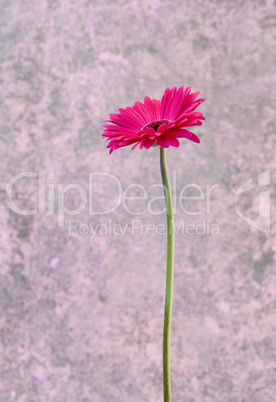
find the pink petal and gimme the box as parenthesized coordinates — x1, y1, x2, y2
(132, 101, 151, 123)
(178, 92, 200, 116)
(183, 119, 201, 127)
(168, 86, 185, 120)
(146, 127, 156, 136)
(157, 123, 167, 134)
(156, 136, 170, 148)
(162, 86, 178, 120)
(132, 141, 142, 150)
(170, 129, 193, 139)
(144, 96, 157, 121)
(174, 117, 188, 125)
(188, 133, 200, 143)
(152, 99, 161, 120)
(160, 88, 170, 119)
(143, 139, 155, 149)
(169, 137, 180, 147)
(184, 98, 205, 114)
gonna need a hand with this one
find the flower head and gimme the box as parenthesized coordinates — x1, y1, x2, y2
(102, 86, 205, 154)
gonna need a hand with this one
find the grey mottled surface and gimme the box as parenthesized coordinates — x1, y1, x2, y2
(1, 0, 276, 401)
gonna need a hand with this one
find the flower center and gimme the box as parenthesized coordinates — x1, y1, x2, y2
(143, 119, 169, 131)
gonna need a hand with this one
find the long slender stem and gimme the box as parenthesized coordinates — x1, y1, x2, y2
(160, 147, 174, 402)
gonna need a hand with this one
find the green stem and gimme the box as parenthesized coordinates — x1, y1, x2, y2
(160, 147, 174, 402)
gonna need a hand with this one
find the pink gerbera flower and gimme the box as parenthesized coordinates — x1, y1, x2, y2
(102, 86, 205, 154)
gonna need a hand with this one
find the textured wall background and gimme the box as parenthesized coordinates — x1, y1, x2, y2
(1, 0, 276, 401)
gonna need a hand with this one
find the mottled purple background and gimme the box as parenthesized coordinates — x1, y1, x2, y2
(1, 1, 276, 401)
